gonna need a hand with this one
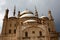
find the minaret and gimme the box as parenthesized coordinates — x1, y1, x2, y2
(35, 6, 38, 17)
(2, 8, 9, 35)
(48, 10, 56, 32)
(48, 10, 58, 40)
(18, 11, 20, 18)
(48, 10, 54, 20)
(13, 6, 16, 16)
(4, 8, 9, 19)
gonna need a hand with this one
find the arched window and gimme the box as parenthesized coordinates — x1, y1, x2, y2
(32, 31, 35, 34)
(21, 22, 23, 25)
(14, 23, 17, 27)
(9, 29, 11, 34)
(25, 32, 28, 37)
(48, 28, 50, 32)
(39, 31, 42, 36)
(14, 29, 16, 34)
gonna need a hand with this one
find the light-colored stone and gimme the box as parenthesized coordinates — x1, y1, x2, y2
(0, 9, 59, 40)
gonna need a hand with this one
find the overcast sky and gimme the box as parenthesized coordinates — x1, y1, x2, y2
(0, 0, 60, 33)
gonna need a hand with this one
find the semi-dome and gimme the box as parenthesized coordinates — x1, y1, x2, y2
(23, 20, 37, 23)
(20, 10, 35, 18)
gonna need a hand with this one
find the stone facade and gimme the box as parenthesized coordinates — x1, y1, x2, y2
(0, 7, 59, 40)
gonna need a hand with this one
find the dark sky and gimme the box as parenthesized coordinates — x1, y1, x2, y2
(0, 0, 60, 33)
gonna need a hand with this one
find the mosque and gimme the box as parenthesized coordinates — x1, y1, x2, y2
(0, 6, 59, 40)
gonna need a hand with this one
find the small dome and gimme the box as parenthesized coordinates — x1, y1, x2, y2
(40, 16, 46, 18)
(40, 16, 49, 20)
(23, 20, 37, 23)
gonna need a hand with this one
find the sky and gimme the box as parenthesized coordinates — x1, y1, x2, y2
(0, 0, 60, 33)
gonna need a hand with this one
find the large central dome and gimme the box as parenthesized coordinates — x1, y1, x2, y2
(20, 10, 35, 18)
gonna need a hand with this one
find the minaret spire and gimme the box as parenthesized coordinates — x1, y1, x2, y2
(35, 6, 38, 17)
(13, 5, 16, 16)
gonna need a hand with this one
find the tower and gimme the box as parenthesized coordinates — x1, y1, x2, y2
(13, 6, 16, 16)
(4, 9, 9, 19)
(1, 9, 9, 35)
(48, 10, 56, 32)
(48, 10, 58, 40)
(48, 10, 54, 20)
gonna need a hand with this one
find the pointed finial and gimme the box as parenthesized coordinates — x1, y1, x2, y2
(35, 6, 38, 13)
(35, 6, 38, 17)
(6, 8, 9, 12)
(18, 11, 20, 18)
(35, 6, 37, 11)
(48, 9, 51, 13)
(13, 5, 16, 16)
(48, 9, 51, 11)
(25, 8, 28, 10)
